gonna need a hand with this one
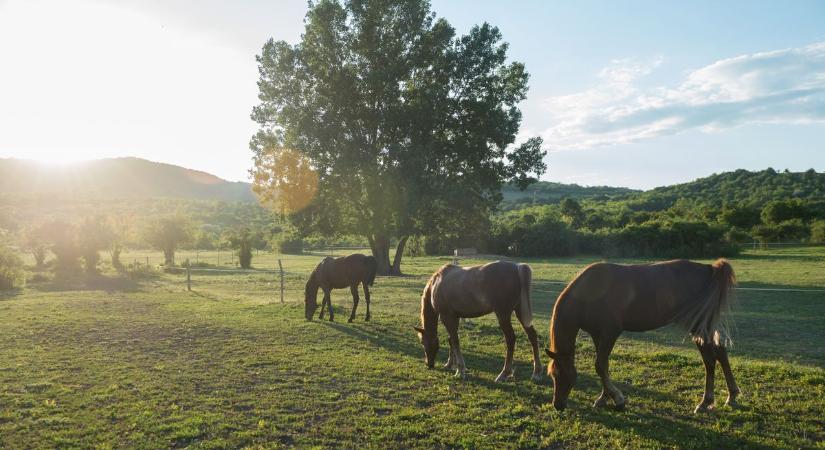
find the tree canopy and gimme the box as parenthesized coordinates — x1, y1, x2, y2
(250, 0, 546, 274)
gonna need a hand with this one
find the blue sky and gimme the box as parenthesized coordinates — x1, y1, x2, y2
(0, 0, 823, 189)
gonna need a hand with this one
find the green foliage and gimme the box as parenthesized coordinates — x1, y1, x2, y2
(41, 220, 82, 273)
(491, 206, 738, 258)
(811, 220, 825, 243)
(276, 234, 303, 255)
(0, 235, 24, 290)
(250, 0, 545, 274)
(143, 216, 194, 265)
(21, 223, 50, 268)
(559, 198, 585, 228)
(760, 199, 813, 225)
(223, 228, 259, 269)
(78, 216, 114, 274)
(500, 181, 637, 211)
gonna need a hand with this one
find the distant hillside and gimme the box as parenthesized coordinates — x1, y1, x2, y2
(623, 168, 825, 211)
(500, 181, 638, 210)
(0, 157, 255, 202)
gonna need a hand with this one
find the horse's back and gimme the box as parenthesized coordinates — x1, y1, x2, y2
(562, 260, 715, 332)
(432, 260, 522, 317)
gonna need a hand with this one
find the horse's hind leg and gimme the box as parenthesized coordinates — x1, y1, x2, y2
(495, 312, 516, 382)
(442, 314, 467, 379)
(348, 285, 360, 323)
(595, 332, 625, 410)
(694, 342, 717, 413)
(714, 345, 740, 408)
(363, 283, 371, 321)
(516, 306, 542, 382)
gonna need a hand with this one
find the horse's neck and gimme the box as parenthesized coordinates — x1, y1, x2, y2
(421, 288, 439, 335)
(550, 303, 578, 356)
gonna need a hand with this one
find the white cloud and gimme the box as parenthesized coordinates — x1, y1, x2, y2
(540, 43, 825, 150)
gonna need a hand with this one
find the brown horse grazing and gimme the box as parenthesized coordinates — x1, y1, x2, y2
(304, 254, 377, 322)
(545, 259, 740, 413)
(414, 261, 542, 382)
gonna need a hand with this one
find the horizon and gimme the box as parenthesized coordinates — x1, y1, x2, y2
(1, 0, 824, 189)
(4, 155, 819, 192)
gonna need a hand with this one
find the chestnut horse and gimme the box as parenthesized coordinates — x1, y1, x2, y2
(414, 261, 542, 382)
(304, 254, 377, 322)
(546, 259, 739, 413)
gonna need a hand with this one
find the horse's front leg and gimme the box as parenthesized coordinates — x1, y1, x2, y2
(441, 314, 466, 379)
(695, 342, 717, 413)
(594, 332, 625, 410)
(443, 345, 455, 370)
(320, 289, 333, 322)
(348, 285, 360, 323)
(495, 312, 516, 382)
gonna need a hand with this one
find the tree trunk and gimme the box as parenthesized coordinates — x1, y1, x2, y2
(390, 236, 408, 275)
(371, 235, 392, 275)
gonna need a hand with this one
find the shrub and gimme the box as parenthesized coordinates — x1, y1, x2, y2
(0, 240, 25, 290)
(811, 220, 825, 243)
(277, 236, 304, 254)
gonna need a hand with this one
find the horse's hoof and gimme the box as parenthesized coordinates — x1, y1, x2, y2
(614, 402, 627, 412)
(347, 317, 354, 323)
(531, 372, 542, 383)
(455, 370, 467, 380)
(725, 398, 740, 409)
(365, 315, 371, 322)
(494, 373, 513, 383)
(593, 397, 608, 408)
(694, 402, 714, 414)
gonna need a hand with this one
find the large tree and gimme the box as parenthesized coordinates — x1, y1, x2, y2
(251, 0, 546, 274)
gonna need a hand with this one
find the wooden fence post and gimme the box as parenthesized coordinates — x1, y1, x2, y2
(186, 260, 191, 291)
(278, 259, 284, 303)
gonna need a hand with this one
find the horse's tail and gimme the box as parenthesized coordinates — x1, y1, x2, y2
(680, 259, 737, 347)
(365, 255, 378, 286)
(517, 263, 534, 328)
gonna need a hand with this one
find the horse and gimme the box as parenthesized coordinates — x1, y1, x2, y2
(414, 260, 542, 382)
(545, 258, 740, 413)
(304, 254, 377, 322)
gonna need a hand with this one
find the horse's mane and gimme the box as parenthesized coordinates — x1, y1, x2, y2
(549, 262, 599, 355)
(419, 264, 459, 329)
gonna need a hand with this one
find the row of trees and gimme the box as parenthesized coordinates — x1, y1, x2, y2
(14, 216, 272, 274)
(486, 197, 825, 258)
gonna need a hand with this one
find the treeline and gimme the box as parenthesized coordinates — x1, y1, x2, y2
(410, 169, 825, 258)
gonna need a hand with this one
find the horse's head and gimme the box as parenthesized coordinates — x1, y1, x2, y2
(304, 275, 319, 321)
(546, 349, 577, 411)
(413, 325, 439, 368)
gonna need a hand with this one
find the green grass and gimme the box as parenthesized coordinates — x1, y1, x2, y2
(1, 248, 824, 448)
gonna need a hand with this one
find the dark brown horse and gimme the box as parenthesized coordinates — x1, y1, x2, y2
(545, 259, 739, 413)
(304, 254, 377, 322)
(415, 261, 542, 382)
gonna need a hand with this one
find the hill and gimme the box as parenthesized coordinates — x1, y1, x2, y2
(500, 181, 638, 210)
(0, 157, 255, 202)
(623, 168, 825, 211)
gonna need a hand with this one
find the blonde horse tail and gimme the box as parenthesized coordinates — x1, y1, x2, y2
(686, 259, 737, 347)
(517, 263, 534, 328)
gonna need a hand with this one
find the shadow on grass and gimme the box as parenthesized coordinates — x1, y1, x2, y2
(0, 288, 24, 301)
(29, 273, 145, 294)
(617, 281, 825, 368)
(318, 318, 776, 448)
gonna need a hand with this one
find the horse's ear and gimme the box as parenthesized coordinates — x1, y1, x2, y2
(413, 326, 425, 335)
(545, 348, 558, 359)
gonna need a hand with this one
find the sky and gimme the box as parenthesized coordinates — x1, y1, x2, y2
(0, 0, 824, 189)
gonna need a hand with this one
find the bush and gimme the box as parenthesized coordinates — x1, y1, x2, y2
(811, 220, 825, 243)
(0, 240, 25, 290)
(277, 236, 304, 254)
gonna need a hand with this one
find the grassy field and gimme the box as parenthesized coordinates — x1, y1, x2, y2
(1, 248, 824, 449)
